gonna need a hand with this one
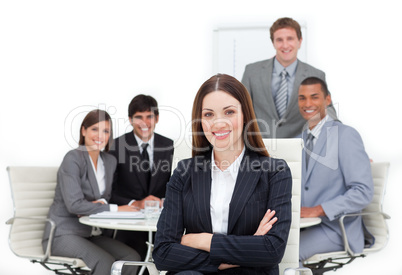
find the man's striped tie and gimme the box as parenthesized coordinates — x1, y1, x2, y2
(305, 133, 315, 166)
(275, 69, 288, 119)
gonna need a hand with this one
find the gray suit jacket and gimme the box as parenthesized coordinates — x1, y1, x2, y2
(300, 119, 373, 253)
(43, 147, 116, 240)
(242, 58, 336, 138)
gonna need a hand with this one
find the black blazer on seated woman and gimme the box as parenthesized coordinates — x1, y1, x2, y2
(153, 149, 292, 275)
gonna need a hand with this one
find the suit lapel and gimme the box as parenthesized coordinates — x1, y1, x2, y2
(286, 59, 306, 118)
(301, 130, 309, 180)
(292, 60, 307, 98)
(101, 152, 112, 198)
(228, 151, 261, 234)
(83, 150, 101, 199)
(192, 155, 213, 233)
(305, 120, 335, 183)
(149, 134, 163, 194)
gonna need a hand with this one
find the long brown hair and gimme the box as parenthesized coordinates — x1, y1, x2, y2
(191, 74, 268, 157)
(79, 109, 113, 152)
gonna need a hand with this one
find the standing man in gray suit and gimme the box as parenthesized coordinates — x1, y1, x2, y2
(297, 77, 373, 261)
(242, 17, 336, 138)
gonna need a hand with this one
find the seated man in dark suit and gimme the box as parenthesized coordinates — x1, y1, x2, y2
(297, 77, 373, 262)
(109, 94, 174, 260)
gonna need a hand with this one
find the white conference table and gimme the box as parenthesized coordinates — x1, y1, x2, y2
(79, 216, 157, 232)
(79, 216, 157, 275)
(80, 216, 320, 231)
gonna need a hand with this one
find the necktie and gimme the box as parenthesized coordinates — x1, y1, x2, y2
(305, 133, 314, 166)
(141, 143, 151, 186)
(275, 69, 288, 119)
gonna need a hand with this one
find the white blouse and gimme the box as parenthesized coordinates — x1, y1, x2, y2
(88, 154, 117, 212)
(210, 146, 245, 234)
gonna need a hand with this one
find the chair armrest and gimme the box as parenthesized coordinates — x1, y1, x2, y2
(111, 261, 159, 275)
(338, 211, 390, 256)
(6, 216, 56, 262)
(340, 211, 390, 220)
(284, 267, 313, 275)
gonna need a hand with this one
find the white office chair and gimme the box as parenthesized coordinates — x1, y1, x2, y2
(171, 138, 193, 173)
(5, 166, 90, 275)
(303, 162, 391, 275)
(112, 138, 311, 275)
(263, 138, 312, 275)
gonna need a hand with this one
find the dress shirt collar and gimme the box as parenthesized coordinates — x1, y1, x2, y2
(134, 132, 154, 153)
(274, 57, 298, 77)
(211, 146, 246, 180)
(307, 114, 330, 141)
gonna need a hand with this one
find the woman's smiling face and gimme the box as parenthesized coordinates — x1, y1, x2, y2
(201, 90, 244, 152)
(81, 120, 111, 151)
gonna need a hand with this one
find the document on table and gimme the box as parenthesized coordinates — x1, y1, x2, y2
(89, 211, 145, 219)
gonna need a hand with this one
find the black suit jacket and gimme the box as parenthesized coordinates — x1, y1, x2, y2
(109, 132, 174, 205)
(153, 149, 292, 275)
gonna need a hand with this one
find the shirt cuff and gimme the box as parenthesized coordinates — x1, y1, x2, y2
(109, 204, 118, 212)
(97, 198, 108, 205)
(128, 199, 136, 206)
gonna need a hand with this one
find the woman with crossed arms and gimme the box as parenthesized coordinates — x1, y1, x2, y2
(153, 74, 292, 274)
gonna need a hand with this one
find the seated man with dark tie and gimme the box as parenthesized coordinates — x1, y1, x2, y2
(109, 94, 174, 260)
(297, 77, 374, 262)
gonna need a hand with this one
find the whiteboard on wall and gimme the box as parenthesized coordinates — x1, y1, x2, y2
(212, 24, 307, 81)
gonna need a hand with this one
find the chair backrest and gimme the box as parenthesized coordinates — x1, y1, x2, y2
(7, 166, 58, 259)
(263, 138, 303, 274)
(171, 139, 192, 174)
(362, 162, 390, 253)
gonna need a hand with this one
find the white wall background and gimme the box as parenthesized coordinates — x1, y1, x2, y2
(1, 1, 401, 274)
